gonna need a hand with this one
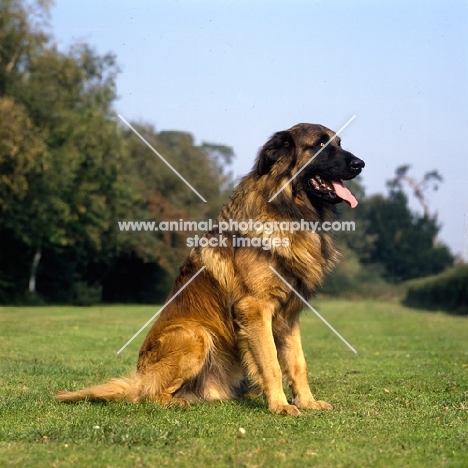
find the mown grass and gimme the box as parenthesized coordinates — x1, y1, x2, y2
(0, 300, 467, 467)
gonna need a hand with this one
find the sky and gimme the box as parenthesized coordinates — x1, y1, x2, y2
(50, 0, 468, 259)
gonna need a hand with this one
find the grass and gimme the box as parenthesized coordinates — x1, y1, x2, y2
(0, 300, 467, 467)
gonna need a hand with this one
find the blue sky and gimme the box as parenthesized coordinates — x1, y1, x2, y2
(51, 0, 468, 259)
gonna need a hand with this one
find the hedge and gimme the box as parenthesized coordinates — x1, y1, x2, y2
(403, 265, 468, 314)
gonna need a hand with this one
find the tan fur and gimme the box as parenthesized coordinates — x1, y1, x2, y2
(57, 123, 363, 415)
(57, 377, 139, 403)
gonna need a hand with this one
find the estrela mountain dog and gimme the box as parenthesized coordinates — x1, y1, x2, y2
(57, 123, 365, 416)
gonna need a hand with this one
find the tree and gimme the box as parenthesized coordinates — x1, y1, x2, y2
(358, 172, 453, 283)
(0, 96, 46, 297)
(109, 124, 235, 301)
(0, 0, 136, 299)
(0, 0, 235, 303)
(0, 0, 51, 96)
(387, 165, 443, 218)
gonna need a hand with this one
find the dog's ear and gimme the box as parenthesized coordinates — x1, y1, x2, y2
(256, 131, 296, 176)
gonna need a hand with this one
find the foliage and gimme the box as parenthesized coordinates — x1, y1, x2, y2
(404, 264, 468, 314)
(0, 97, 45, 210)
(0, 0, 234, 304)
(336, 169, 453, 285)
(357, 190, 453, 282)
(386, 164, 443, 216)
(1, 301, 467, 467)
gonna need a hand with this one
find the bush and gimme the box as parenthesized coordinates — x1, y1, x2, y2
(403, 265, 468, 314)
(72, 281, 102, 306)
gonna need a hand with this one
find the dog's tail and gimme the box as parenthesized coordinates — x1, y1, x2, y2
(56, 375, 140, 403)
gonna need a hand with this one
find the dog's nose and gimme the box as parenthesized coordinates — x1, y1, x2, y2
(350, 158, 365, 171)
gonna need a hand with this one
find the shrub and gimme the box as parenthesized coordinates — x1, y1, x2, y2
(403, 265, 468, 314)
(72, 281, 102, 306)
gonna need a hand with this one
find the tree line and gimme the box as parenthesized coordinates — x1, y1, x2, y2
(0, 0, 454, 304)
(0, 0, 234, 303)
(331, 170, 453, 291)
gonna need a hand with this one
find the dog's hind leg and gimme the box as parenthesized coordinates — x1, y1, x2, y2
(137, 324, 212, 405)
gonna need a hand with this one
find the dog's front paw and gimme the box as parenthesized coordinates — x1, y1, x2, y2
(294, 396, 332, 410)
(270, 403, 301, 416)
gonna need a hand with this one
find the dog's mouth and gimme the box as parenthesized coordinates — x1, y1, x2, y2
(309, 175, 358, 208)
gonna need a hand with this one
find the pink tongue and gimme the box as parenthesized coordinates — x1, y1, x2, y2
(331, 180, 358, 208)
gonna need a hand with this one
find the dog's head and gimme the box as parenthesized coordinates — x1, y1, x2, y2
(255, 123, 365, 208)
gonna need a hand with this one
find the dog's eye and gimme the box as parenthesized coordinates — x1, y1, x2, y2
(305, 142, 326, 151)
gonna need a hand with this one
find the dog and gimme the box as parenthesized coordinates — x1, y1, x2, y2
(57, 123, 364, 415)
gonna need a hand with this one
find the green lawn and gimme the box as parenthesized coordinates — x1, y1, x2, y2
(0, 300, 467, 467)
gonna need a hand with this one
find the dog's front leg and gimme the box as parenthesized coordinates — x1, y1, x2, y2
(235, 297, 300, 416)
(277, 316, 332, 410)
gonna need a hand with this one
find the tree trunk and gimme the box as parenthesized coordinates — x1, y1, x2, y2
(28, 246, 42, 294)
